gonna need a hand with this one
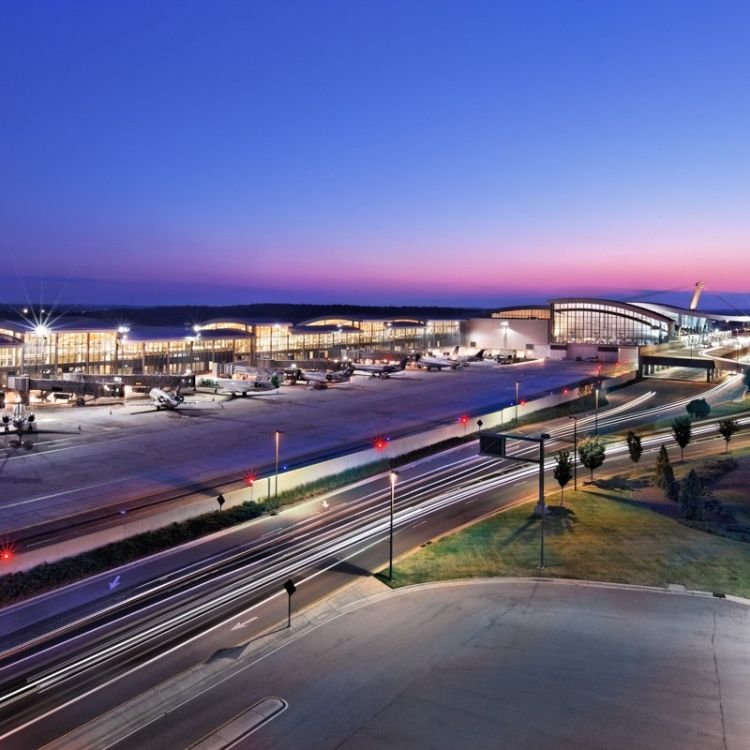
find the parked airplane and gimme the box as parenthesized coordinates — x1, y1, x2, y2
(2, 403, 35, 433)
(286, 365, 354, 389)
(211, 375, 280, 396)
(149, 387, 185, 410)
(450, 346, 486, 364)
(349, 357, 408, 378)
(414, 352, 463, 371)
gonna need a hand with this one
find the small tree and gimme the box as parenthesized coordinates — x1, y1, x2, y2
(671, 416, 692, 461)
(626, 431, 643, 464)
(578, 437, 606, 481)
(680, 469, 704, 520)
(553, 449, 573, 505)
(655, 445, 678, 501)
(717, 418, 740, 453)
(686, 398, 711, 420)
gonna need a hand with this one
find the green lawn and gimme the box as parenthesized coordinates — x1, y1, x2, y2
(388, 487, 750, 597)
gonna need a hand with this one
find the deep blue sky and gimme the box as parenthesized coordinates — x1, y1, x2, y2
(2, 1, 749, 307)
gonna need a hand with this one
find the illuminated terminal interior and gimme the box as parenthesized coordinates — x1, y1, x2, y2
(0, 315, 461, 384)
(0, 295, 747, 387)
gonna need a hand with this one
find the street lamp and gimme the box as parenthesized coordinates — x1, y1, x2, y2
(594, 385, 600, 436)
(388, 469, 399, 581)
(274, 430, 284, 500)
(568, 415, 578, 491)
(537, 432, 551, 570)
(514, 381, 520, 424)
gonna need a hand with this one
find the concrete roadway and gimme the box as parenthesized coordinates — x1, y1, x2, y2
(107, 580, 750, 750)
(4, 416, 750, 749)
(0, 360, 599, 538)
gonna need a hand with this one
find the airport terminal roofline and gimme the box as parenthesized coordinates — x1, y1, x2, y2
(549, 297, 675, 324)
(0, 318, 122, 334)
(633, 301, 750, 324)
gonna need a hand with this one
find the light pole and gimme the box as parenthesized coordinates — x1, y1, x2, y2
(538, 433, 550, 570)
(515, 381, 520, 424)
(388, 469, 399, 581)
(568, 415, 578, 491)
(274, 430, 284, 500)
(594, 385, 600, 436)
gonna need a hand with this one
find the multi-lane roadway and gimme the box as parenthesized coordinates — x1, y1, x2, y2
(0, 372, 746, 747)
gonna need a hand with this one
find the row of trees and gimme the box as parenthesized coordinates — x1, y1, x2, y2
(551, 415, 742, 505)
(551, 370, 748, 507)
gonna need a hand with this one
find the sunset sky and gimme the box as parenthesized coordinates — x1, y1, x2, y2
(2, 1, 749, 307)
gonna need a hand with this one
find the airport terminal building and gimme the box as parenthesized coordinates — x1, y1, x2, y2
(0, 296, 747, 387)
(0, 315, 462, 384)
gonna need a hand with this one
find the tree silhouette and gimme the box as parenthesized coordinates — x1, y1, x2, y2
(626, 431, 643, 464)
(686, 398, 711, 420)
(553, 450, 573, 505)
(655, 445, 678, 502)
(680, 469, 704, 520)
(717, 418, 740, 453)
(671, 416, 692, 461)
(578, 437, 606, 481)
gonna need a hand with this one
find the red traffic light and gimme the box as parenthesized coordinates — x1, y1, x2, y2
(373, 436, 388, 451)
(459, 415, 469, 425)
(244, 470, 257, 486)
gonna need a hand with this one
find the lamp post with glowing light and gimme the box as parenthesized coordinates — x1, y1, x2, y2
(115, 325, 129, 375)
(274, 430, 284, 500)
(388, 468, 399, 581)
(594, 385, 600, 436)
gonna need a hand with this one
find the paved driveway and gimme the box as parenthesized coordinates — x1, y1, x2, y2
(120, 580, 750, 750)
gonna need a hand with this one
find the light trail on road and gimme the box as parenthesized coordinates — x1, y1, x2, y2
(0, 378, 747, 743)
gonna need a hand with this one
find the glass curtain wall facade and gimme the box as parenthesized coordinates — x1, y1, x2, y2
(551, 300, 672, 345)
(0, 317, 461, 385)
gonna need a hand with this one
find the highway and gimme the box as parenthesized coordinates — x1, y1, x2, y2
(0, 359, 602, 550)
(0, 374, 746, 748)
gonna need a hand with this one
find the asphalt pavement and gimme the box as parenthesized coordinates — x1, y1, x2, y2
(51, 578, 750, 750)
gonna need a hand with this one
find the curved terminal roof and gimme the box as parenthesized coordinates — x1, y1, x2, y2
(633, 302, 750, 325)
(551, 298, 674, 325)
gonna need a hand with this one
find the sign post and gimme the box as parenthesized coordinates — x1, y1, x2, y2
(283, 578, 296, 628)
(479, 430, 550, 569)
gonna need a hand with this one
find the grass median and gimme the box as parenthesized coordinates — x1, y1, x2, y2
(386, 477, 750, 598)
